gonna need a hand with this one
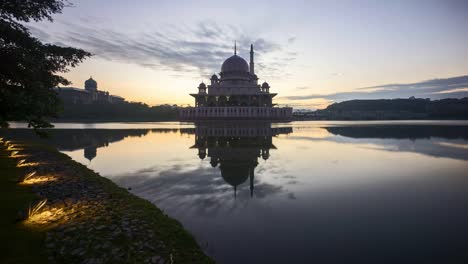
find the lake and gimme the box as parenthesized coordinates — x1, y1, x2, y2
(14, 121, 468, 263)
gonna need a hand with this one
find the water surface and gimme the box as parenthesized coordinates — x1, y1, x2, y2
(36, 121, 468, 263)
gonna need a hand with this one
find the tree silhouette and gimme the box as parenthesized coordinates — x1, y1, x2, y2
(0, 0, 91, 130)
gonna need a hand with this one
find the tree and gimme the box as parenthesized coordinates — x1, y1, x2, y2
(0, 0, 91, 130)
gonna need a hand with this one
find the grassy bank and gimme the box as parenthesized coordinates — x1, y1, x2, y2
(0, 140, 47, 263)
(0, 133, 213, 263)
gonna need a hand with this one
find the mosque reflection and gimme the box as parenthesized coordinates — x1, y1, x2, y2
(181, 123, 292, 197)
(37, 123, 468, 168)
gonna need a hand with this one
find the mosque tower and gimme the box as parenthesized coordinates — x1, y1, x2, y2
(250, 44, 255, 75)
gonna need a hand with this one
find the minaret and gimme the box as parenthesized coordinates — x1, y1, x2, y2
(250, 44, 255, 75)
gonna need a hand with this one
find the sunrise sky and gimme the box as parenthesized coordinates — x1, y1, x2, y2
(28, 0, 468, 109)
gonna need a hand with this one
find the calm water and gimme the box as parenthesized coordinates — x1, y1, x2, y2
(28, 121, 468, 263)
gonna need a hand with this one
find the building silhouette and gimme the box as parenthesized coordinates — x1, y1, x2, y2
(179, 43, 293, 120)
(56, 77, 125, 104)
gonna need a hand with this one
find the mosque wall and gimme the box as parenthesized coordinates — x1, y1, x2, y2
(178, 106, 293, 121)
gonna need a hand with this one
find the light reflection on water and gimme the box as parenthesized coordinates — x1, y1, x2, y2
(38, 121, 468, 263)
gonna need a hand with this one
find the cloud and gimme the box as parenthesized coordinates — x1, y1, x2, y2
(110, 163, 286, 217)
(287, 37, 296, 44)
(284, 75, 468, 101)
(295, 86, 309, 90)
(27, 20, 296, 79)
(330, 72, 343, 78)
(435, 87, 468, 94)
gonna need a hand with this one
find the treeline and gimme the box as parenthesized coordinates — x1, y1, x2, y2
(295, 97, 468, 120)
(56, 102, 179, 121)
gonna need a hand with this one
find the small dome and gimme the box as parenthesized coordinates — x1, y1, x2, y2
(221, 55, 249, 73)
(261, 81, 270, 88)
(198, 82, 206, 88)
(85, 77, 97, 90)
(211, 74, 218, 80)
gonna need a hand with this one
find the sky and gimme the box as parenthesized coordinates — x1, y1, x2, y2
(27, 0, 468, 109)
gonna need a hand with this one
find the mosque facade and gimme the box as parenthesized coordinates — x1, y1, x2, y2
(178, 44, 293, 121)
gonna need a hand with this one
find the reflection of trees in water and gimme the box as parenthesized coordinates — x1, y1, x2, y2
(325, 125, 468, 140)
(46, 129, 178, 161)
(324, 125, 468, 160)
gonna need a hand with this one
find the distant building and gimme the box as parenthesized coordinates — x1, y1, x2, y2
(56, 77, 125, 104)
(178, 43, 293, 121)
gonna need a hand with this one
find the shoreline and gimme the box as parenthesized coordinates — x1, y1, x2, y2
(0, 133, 213, 264)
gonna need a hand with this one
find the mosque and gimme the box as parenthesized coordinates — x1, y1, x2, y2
(178, 43, 293, 120)
(56, 77, 125, 104)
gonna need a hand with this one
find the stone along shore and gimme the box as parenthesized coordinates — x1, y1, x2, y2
(0, 133, 213, 264)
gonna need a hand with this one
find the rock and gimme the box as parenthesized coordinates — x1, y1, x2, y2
(151, 256, 161, 263)
(84, 258, 97, 264)
(102, 242, 111, 249)
(66, 226, 76, 232)
(71, 247, 84, 256)
(111, 248, 121, 255)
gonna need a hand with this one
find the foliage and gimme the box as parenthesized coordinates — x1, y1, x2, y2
(322, 97, 468, 119)
(58, 102, 179, 121)
(0, 0, 91, 130)
(295, 97, 468, 120)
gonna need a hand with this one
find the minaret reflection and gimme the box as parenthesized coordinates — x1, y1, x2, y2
(185, 123, 292, 198)
(84, 146, 97, 161)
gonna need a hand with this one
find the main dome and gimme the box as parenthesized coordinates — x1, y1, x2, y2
(221, 55, 249, 73)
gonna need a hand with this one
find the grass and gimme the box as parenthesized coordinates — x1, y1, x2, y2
(54, 148, 214, 263)
(0, 132, 214, 263)
(0, 142, 48, 264)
